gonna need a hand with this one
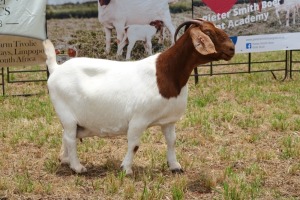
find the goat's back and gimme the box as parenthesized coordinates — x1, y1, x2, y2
(98, 0, 171, 25)
(126, 25, 157, 41)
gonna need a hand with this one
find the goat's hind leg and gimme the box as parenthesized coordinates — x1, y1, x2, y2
(104, 27, 112, 54)
(125, 42, 135, 60)
(60, 122, 87, 173)
(163, 17, 176, 45)
(59, 136, 69, 165)
(162, 124, 183, 174)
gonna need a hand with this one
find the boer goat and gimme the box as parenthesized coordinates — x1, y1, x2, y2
(117, 20, 164, 60)
(43, 19, 235, 175)
(276, 0, 299, 26)
(97, 0, 175, 54)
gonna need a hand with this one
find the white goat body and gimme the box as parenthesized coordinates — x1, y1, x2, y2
(117, 22, 163, 60)
(47, 56, 187, 136)
(97, 0, 175, 53)
(44, 19, 235, 175)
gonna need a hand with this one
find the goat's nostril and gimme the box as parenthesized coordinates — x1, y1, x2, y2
(229, 47, 235, 52)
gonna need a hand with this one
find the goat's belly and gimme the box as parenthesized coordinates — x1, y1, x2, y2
(151, 115, 182, 127)
(77, 121, 128, 138)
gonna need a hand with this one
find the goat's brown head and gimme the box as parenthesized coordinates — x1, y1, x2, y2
(175, 18, 235, 61)
(150, 20, 164, 31)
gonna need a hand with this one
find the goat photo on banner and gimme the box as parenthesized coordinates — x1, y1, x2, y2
(46, 0, 188, 62)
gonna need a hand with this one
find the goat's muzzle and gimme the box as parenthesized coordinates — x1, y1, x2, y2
(221, 44, 235, 61)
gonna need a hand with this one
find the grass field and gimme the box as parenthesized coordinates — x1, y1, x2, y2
(1, 68, 300, 199)
(1, 8, 300, 200)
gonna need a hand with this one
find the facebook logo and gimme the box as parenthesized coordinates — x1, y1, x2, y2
(246, 43, 252, 49)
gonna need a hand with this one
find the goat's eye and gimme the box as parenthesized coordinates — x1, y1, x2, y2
(204, 30, 211, 36)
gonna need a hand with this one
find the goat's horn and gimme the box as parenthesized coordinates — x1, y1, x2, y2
(194, 18, 206, 22)
(174, 19, 205, 42)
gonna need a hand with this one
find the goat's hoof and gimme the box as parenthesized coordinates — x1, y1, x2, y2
(72, 165, 87, 174)
(120, 165, 133, 175)
(59, 157, 70, 165)
(171, 168, 184, 174)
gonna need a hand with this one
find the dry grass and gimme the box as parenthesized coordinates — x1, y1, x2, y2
(1, 9, 300, 200)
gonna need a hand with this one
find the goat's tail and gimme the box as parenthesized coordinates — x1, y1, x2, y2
(43, 39, 58, 74)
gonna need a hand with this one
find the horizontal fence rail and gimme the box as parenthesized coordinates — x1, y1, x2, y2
(7, 67, 48, 83)
(193, 51, 289, 84)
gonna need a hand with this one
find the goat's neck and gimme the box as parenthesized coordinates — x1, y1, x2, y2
(156, 33, 211, 99)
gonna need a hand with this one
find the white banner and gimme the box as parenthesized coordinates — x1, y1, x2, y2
(0, 0, 47, 40)
(194, 0, 300, 53)
(232, 32, 300, 53)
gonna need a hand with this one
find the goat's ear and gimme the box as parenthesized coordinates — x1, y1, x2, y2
(190, 28, 217, 55)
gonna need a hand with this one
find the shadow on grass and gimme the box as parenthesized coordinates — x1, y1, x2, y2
(186, 171, 216, 195)
(55, 158, 176, 181)
(55, 158, 124, 178)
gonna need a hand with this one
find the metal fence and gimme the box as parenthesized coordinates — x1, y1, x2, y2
(0, 66, 48, 96)
(193, 51, 290, 84)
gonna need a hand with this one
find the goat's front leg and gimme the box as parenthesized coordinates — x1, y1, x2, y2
(162, 124, 183, 174)
(121, 124, 145, 175)
(104, 27, 112, 53)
